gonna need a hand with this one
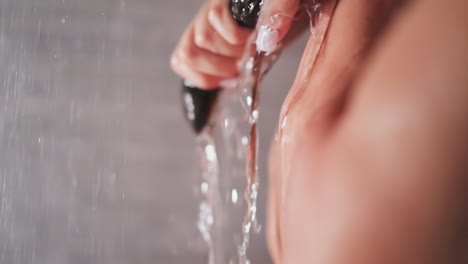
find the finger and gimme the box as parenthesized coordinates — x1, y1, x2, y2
(182, 45, 239, 77)
(170, 55, 223, 89)
(194, 5, 245, 58)
(174, 26, 239, 78)
(255, 0, 301, 54)
(208, 0, 253, 45)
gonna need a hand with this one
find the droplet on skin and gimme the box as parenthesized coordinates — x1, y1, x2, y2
(279, 115, 289, 145)
(281, 115, 288, 130)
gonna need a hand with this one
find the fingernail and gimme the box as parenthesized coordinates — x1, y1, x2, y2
(256, 25, 279, 54)
(219, 78, 238, 89)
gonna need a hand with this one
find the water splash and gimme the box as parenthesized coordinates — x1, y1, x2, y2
(193, 45, 273, 264)
(192, 23, 281, 264)
(195, 132, 223, 264)
(193, 1, 337, 263)
(236, 44, 266, 264)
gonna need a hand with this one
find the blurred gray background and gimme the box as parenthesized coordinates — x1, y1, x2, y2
(0, 0, 307, 263)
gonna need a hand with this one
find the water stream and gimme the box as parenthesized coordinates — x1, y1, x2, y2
(196, 131, 223, 264)
(193, 1, 337, 263)
(194, 42, 272, 264)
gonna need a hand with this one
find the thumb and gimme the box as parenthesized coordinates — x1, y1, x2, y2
(255, 0, 301, 54)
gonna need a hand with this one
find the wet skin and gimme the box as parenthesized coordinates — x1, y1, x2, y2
(268, 0, 468, 263)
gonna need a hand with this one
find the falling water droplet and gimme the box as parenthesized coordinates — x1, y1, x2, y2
(231, 189, 239, 204)
(241, 136, 249, 146)
(201, 182, 208, 194)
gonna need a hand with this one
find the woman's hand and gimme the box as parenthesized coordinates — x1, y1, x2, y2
(170, 0, 252, 89)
